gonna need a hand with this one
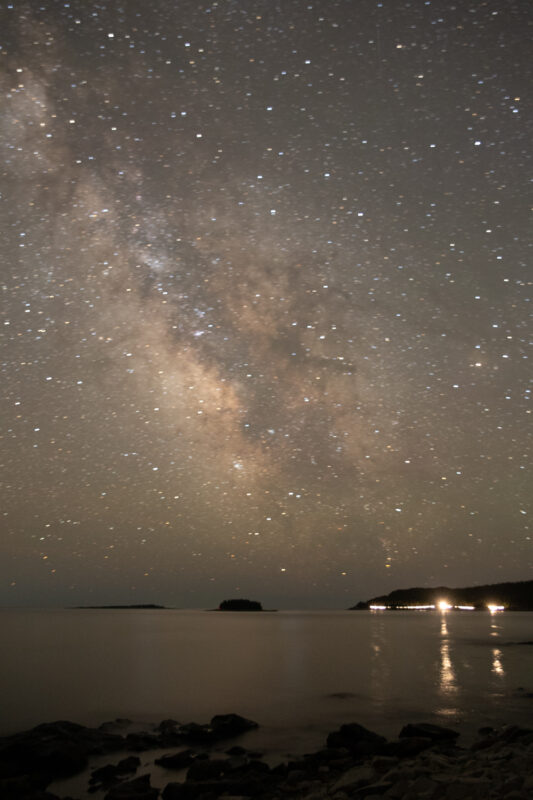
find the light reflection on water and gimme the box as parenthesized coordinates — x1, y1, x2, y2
(438, 615, 458, 699)
(0, 609, 531, 746)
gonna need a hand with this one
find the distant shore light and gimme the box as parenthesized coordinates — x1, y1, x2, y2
(487, 604, 505, 613)
(438, 600, 453, 612)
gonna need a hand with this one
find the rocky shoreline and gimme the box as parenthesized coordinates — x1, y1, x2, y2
(1, 714, 532, 800)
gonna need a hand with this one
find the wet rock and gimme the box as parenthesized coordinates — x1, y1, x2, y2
(225, 745, 247, 756)
(326, 723, 386, 759)
(125, 732, 160, 752)
(354, 781, 392, 797)
(0, 722, 91, 781)
(383, 736, 432, 758)
(370, 755, 399, 774)
(90, 756, 141, 788)
(209, 713, 258, 739)
(177, 723, 214, 745)
(332, 764, 376, 791)
(161, 784, 193, 800)
(186, 757, 226, 781)
(0, 774, 57, 800)
(99, 720, 134, 734)
(156, 720, 180, 736)
(398, 722, 460, 742)
(155, 749, 195, 770)
(104, 774, 158, 800)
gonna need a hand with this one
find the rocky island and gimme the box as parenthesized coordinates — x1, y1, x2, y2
(217, 598, 264, 611)
(351, 579, 533, 611)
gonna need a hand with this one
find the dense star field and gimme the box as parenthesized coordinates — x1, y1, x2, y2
(1, 0, 530, 608)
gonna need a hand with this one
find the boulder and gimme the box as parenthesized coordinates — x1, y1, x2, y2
(210, 714, 258, 739)
(0, 721, 90, 780)
(383, 736, 432, 758)
(124, 732, 160, 752)
(186, 757, 226, 781)
(90, 756, 141, 788)
(162, 784, 195, 800)
(177, 723, 214, 745)
(332, 764, 376, 791)
(104, 774, 158, 800)
(398, 722, 459, 742)
(155, 750, 195, 770)
(326, 723, 387, 758)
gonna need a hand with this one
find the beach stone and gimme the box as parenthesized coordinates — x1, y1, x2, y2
(226, 745, 247, 755)
(0, 774, 52, 798)
(91, 756, 141, 786)
(104, 773, 158, 799)
(384, 737, 432, 758)
(381, 777, 411, 798)
(210, 713, 258, 739)
(445, 779, 489, 800)
(354, 782, 393, 797)
(125, 732, 160, 752)
(371, 755, 399, 773)
(410, 775, 439, 795)
(399, 723, 459, 743)
(0, 721, 91, 780)
(162, 784, 193, 800)
(501, 775, 524, 792)
(186, 757, 225, 781)
(177, 722, 214, 744)
(332, 764, 376, 792)
(287, 768, 307, 783)
(155, 749, 195, 770)
(156, 719, 180, 735)
(327, 724, 387, 758)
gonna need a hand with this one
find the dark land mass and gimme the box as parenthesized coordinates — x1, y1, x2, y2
(351, 579, 533, 611)
(73, 604, 168, 610)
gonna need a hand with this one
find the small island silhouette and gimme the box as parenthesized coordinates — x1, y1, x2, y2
(351, 579, 533, 611)
(218, 598, 264, 611)
(73, 604, 168, 610)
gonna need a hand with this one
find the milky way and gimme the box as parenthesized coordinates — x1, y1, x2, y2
(1, 0, 531, 607)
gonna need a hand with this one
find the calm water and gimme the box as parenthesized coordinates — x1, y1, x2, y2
(1, 609, 532, 752)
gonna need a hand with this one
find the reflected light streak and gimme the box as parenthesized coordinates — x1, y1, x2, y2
(439, 617, 457, 695)
(491, 648, 505, 677)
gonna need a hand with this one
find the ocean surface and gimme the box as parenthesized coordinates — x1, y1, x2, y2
(1, 608, 532, 753)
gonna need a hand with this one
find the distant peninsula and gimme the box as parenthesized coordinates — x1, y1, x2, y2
(351, 579, 533, 611)
(73, 604, 168, 610)
(217, 598, 265, 611)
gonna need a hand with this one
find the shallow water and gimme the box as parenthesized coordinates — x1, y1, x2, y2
(1, 608, 532, 749)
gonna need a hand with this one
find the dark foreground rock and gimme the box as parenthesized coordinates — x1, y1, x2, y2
(104, 774, 158, 799)
(2, 717, 533, 799)
(0, 720, 124, 782)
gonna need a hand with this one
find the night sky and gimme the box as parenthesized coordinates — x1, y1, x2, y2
(1, 0, 531, 609)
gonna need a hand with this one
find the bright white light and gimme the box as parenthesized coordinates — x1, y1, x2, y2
(487, 604, 505, 613)
(438, 600, 452, 612)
